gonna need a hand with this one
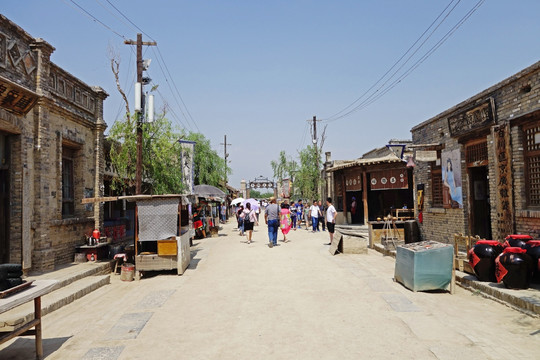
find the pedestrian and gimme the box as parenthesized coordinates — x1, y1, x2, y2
(220, 203, 227, 224)
(290, 201, 297, 230)
(318, 200, 326, 231)
(236, 205, 245, 236)
(309, 200, 320, 232)
(325, 197, 337, 245)
(296, 199, 304, 229)
(280, 200, 292, 242)
(265, 197, 280, 248)
(243, 203, 258, 244)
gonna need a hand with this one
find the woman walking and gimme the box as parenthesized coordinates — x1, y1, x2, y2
(236, 205, 245, 236)
(243, 203, 258, 244)
(280, 201, 292, 242)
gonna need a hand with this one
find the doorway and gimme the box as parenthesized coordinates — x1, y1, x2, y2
(469, 166, 491, 239)
(0, 133, 9, 263)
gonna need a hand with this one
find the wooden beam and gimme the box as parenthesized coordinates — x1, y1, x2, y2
(81, 196, 118, 204)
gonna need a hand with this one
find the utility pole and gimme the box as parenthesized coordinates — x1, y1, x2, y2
(220, 135, 232, 183)
(124, 33, 157, 194)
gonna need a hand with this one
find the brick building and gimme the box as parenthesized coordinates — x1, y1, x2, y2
(411, 61, 540, 243)
(0, 15, 108, 271)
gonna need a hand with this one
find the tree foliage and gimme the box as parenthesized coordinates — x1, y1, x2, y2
(108, 113, 184, 194)
(184, 132, 231, 188)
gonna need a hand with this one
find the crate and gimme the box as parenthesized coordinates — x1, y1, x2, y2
(157, 239, 177, 256)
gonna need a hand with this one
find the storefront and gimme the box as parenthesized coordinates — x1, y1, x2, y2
(411, 61, 540, 243)
(327, 144, 414, 225)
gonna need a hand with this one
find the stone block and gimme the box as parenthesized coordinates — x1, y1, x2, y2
(342, 235, 368, 254)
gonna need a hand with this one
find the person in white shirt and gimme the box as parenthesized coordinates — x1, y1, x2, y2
(309, 201, 321, 232)
(325, 197, 337, 245)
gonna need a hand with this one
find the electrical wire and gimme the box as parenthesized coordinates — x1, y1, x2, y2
(63, 0, 127, 40)
(325, 0, 485, 122)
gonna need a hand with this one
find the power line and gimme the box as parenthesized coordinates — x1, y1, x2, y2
(63, 0, 127, 40)
(323, 0, 485, 123)
(325, 0, 485, 122)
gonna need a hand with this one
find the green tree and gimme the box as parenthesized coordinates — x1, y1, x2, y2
(294, 145, 320, 201)
(249, 190, 273, 199)
(184, 132, 231, 187)
(108, 113, 185, 194)
(271, 150, 298, 184)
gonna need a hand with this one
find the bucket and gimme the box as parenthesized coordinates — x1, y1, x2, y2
(120, 263, 135, 282)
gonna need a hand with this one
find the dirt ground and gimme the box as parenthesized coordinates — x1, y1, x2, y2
(1, 220, 539, 359)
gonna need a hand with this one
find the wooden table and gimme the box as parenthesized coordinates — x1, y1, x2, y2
(0, 280, 58, 359)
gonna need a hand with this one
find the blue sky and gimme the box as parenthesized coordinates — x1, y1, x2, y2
(3, 1, 540, 189)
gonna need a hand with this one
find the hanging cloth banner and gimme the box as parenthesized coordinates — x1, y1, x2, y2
(370, 169, 408, 190)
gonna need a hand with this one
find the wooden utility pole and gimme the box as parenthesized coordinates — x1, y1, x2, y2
(124, 33, 157, 194)
(220, 135, 232, 184)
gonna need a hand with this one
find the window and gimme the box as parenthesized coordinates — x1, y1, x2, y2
(524, 123, 540, 207)
(431, 151, 443, 207)
(62, 147, 75, 217)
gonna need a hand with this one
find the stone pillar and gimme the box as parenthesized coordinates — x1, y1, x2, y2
(29, 39, 55, 271)
(92, 87, 108, 231)
(240, 179, 246, 199)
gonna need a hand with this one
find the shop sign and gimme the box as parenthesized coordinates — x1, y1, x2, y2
(282, 178, 290, 198)
(493, 124, 513, 237)
(447, 99, 495, 137)
(370, 169, 408, 190)
(0, 76, 39, 116)
(345, 168, 362, 191)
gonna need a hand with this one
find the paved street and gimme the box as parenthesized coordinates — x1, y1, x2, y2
(1, 220, 539, 360)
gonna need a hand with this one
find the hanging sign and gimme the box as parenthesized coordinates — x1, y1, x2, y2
(370, 169, 408, 190)
(344, 168, 362, 191)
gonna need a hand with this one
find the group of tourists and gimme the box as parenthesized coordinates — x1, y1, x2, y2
(235, 197, 337, 247)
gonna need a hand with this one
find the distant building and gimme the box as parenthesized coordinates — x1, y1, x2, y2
(0, 15, 108, 271)
(325, 140, 414, 224)
(411, 61, 540, 242)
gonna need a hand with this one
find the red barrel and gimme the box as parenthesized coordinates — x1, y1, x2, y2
(92, 229, 101, 239)
(495, 247, 534, 289)
(468, 240, 503, 282)
(503, 234, 532, 249)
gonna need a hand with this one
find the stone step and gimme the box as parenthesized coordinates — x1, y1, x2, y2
(26, 261, 112, 290)
(0, 274, 110, 331)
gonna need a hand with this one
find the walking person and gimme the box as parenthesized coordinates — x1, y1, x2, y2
(280, 200, 292, 242)
(265, 197, 280, 248)
(318, 200, 326, 231)
(236, 205, 245, 236)
(243, 203, 258, 244)
(325, 197, 337, 245)
(309, 200, 320, 232)
(290, 201, 297, 230)
(296, 199, 304, 229)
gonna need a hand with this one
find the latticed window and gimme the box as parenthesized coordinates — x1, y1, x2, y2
(524, 123, 540, 206)
(431, 150, 443, 207)
(466, 141, 488, 165)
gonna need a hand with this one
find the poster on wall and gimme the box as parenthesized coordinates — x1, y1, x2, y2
(441, 149, 463, 208)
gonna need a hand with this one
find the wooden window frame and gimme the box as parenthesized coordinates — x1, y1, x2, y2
(62, 147, 75, 217)
(431, 150, 444, 208)
(523, 122, 540, 208)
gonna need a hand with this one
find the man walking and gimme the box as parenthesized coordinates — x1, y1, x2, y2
(325, 197, 337, 245)
(265, 197, 280, 248)
(309, 200, 320, 232)
(318, 200, 326, 231)
(296, 199, 304, 229)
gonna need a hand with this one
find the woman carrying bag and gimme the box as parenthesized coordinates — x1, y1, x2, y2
(243, 203, 258, 244)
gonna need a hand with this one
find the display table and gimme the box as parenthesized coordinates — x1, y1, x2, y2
(394, 241, 453, 292)
(76, 242, 109, 261)
(0, 279, 58, 359)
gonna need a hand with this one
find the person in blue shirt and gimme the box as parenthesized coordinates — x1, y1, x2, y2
(296, 199, 304, 228)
